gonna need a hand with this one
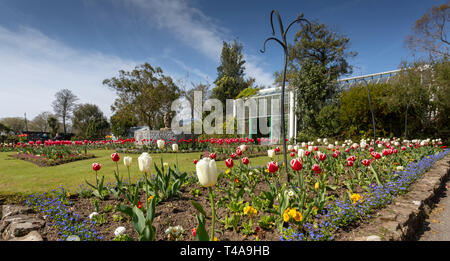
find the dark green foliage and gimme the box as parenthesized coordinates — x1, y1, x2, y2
(277, 20, 356, 136)
(72, 104, 109, 140)
(47, 116, 60, 138)
(212, 40, 252, 104)
(316, 104, 341, 137)
(110, 108, 138, 138)
(337, 60, 450, 142)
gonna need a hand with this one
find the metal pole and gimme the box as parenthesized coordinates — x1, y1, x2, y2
(261, 10, 310, 183)
(361, 79, 376, 144)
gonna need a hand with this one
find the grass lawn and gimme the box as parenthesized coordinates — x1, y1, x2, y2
(0, 149, 275, 196)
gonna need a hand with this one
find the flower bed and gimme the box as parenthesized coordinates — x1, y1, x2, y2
(11, 153, 95, 167)
(21, 138, 448, 241)
(280, 148, 450, 241)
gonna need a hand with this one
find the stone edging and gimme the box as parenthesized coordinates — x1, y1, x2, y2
(351, 153, 450, 241)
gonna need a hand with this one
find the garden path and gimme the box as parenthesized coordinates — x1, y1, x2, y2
(418, 177, 450, 241)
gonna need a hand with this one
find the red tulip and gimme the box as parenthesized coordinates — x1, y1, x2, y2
(225, 158, 234, 168)
(230, 153, 237, 159)
(137, 201, 142, 209)
(347, 156, 356, 162)
(111, 152, 120, 162)
(191, 227, 197, 237)
(275, 147, 280, 153)
(401, 146, 406, 151)
(267, 161, 279, 173)
(242, 157, 249, 165)
(193, 159, 198, 165)
(318, 153, 326, 161)
(209, 153, 216, 160)
(290, 158, 303, 171)
(332, 152, 338, 158)
(345, 148, 350, 153)
(313, 146, 318, 151)
(371, 152, 381, 159)
(305, 150, 311, 156)
(362, 159, 371, 167)
(290, 152, 296, 157)
(92, 163, 101, 171)
(369, 147, 374, 152)
(347, 160, 354, 167)
(312, 164, 321, 174)
(236, 148, 243, 156)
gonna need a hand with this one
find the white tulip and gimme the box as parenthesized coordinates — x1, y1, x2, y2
(294, 145, 299, 151)
(301, 142, 306, 147)
(323, 138, 328, 144)
(88, 212, 98, 219)
(267, 149, 275, 158)
(327, 144, 333, 150)
(288, 145, 293, 151)
(298, 149, 305, 158)
(123, 156, 132, 167)
(157, 139, 165, 150)
(317, 138, 322, 143)
(114, 226, 126, 236)
(196, 158, 218, 188)
(138, 152, 152, 173)
(172, 143, 179, 152)
(239, 144, 247, 152)
(335, 141, 339, 145)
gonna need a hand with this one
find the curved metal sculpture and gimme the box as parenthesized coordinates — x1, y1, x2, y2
(260, 10, 310, 183)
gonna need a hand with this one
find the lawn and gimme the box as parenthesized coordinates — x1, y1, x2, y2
(0, 149, 274, 196)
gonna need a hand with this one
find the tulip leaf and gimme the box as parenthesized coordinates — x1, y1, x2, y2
(132, 206, 146, 234)
(116, 204, 133, 217)
(194, 214, 210, 241)
(146, 197, 156, 222)
(191, 200, 207, 217)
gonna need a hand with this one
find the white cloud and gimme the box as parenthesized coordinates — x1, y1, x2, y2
(124, 0, 275, 87)
(0, 25, 142, 119)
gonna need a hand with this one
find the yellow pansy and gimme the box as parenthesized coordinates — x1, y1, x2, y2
(350, 193, 362, 204)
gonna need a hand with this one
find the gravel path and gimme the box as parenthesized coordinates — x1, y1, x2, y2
(418, 177, 450, 241)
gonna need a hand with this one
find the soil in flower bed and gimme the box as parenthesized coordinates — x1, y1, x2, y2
(36, 178, 286, 241)
(32, 170, 371, 241)
(10, 153, 96, 167)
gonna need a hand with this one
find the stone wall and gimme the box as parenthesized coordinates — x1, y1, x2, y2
(134, 129, 196, 144)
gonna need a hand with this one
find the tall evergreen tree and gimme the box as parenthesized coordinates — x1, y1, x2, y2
(212, 40, 249, 104)
(276, 20, 356, 133)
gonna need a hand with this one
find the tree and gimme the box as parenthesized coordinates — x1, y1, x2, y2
(406, 3, 449, 60)
(29, 112, 52, 132)
(278, 20, 357, 83)
(72, 104, 109, 140)
(181, 82, 211, 123)
(52, 89, 78, 134)
(103, 63, 180, 130)
(110, 106, 138, 138)
(276, 20, 357, 134)
(212, 40, 252, 104)
(0, 122, 10, 133)
(0, 117, 26, 134)
(47, 116, 59, 138)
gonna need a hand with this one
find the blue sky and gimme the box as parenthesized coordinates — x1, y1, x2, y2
(0, 0, 445, 119)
